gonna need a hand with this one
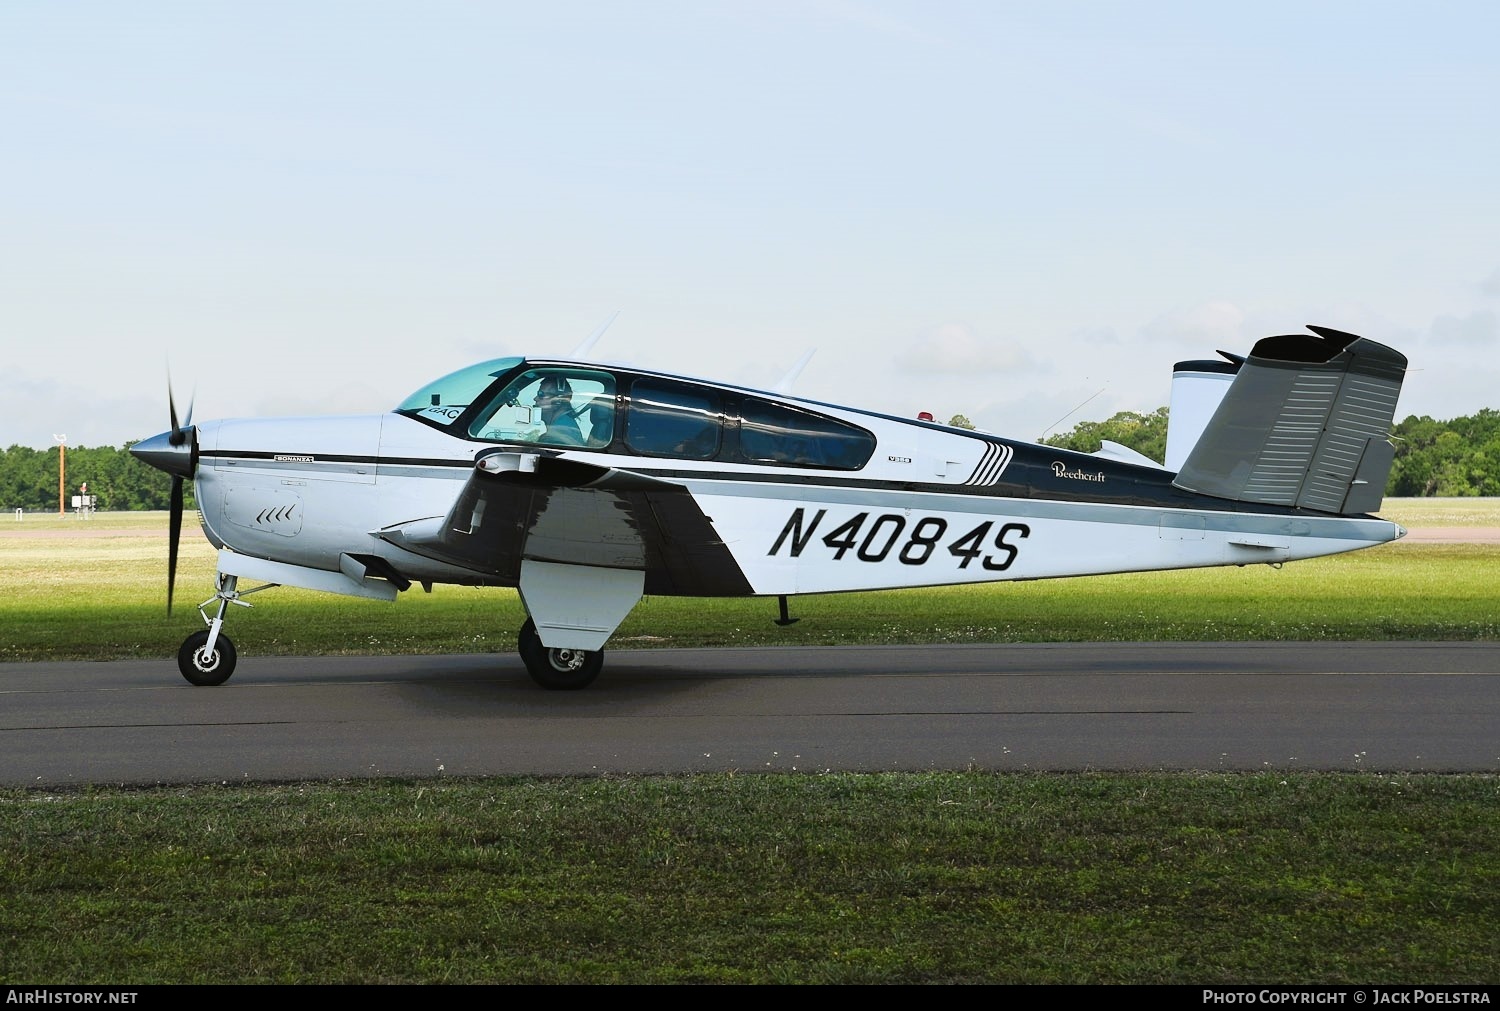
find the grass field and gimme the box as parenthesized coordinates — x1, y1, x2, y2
(4, 773, 1497, 985)
(1378, 497, 1500, 527)
(2, 501, 1496, 984)
(1, 499, 1496, 661)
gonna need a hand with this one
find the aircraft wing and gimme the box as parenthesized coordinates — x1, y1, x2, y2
(377, 450, 754, 597)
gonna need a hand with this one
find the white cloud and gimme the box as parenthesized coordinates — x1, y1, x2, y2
(1138, 300, 1246, 348)
(895, 323, 1032, 374)
(1480, 269, 1500, 297)
(1428, 310, 1498, 346)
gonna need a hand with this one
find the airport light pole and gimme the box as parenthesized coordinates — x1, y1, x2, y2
(54, 434, 66, 515)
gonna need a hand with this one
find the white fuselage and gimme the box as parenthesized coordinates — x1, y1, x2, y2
(191, 407, 1403, 600)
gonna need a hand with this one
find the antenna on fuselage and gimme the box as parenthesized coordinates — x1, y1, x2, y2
(570, 310, 621, 359)
(772, 348, 817, 395)
(1039, 386, 1106, 442)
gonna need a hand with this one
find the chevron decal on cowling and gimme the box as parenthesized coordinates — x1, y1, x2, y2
(255, 505, 298, 525)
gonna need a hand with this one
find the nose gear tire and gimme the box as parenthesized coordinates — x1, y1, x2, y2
(178, 630, 237, 686)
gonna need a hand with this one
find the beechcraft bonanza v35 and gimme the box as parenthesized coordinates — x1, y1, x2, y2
(132, 324, 1408, 690)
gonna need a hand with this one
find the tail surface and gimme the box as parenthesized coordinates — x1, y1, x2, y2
(1170, 326, 1407, 516)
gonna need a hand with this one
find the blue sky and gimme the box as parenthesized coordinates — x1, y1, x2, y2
(3, 1, 1496, 451)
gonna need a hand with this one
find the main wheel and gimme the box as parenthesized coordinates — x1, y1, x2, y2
(177, 630, 237, 686)
(518, 618, 603, 690)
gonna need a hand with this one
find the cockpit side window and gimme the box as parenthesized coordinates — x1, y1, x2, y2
(624, 380, 722, 460)
(739, 398, 874, 470)
(469, 369, 616, 447)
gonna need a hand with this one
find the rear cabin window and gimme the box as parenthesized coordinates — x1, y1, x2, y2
(625, 381, 722, 459)
(739, 399, 874, 470)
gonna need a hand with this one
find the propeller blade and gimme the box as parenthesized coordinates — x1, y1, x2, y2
(168, 475, 183, 616)
(146, 372, 198, 615)
(169, 388, 192, 447)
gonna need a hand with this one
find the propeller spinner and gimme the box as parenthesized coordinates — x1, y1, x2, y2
(130, 387, 197, 614)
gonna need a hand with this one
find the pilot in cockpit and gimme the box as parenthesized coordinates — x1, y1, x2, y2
(534, 375, 585, 446)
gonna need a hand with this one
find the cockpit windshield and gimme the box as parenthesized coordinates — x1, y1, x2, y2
(394, 357, 523, 428)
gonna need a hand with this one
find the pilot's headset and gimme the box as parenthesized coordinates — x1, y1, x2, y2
(538, 375, 572, 400)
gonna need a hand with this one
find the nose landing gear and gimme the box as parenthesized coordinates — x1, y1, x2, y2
(176, 574, 272, 686)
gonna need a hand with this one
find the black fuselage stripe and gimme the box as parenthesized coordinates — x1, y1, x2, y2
(963, 444, 995, 486)
(205, 451, 472, 469)
(978, 445, 1007, 485)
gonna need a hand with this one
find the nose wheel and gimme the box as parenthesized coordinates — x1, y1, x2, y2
(178, 629, 237, 686)
(518, 618, 603, 690)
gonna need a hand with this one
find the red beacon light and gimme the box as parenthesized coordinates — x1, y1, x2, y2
(918, 411, 934, 422)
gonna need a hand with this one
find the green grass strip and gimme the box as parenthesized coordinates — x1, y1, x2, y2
(3, 773, 1496, 984)
(3, 541, 1495, 661)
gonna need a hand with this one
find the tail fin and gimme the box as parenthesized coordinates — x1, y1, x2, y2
(1171, 326, 1407, 515)
(1163, 355, 1241, 472)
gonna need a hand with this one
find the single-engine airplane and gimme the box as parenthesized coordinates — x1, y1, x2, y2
(132, 324, 1408, 690)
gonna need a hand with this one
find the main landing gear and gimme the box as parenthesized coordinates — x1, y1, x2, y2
(517, 618, 603, 691)
(176, 574, 272, 686)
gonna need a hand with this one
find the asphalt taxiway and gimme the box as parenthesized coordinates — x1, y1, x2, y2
(2, 640, 1496, 786)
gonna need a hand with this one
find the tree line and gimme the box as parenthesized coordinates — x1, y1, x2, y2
(1, 408, 1494, 513)
(0, 443, 192, 514)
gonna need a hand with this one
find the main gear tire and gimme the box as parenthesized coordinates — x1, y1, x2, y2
(518, 619, 603, 690)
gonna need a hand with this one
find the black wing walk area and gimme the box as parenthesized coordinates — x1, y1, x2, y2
(378, 453, 754, 597)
